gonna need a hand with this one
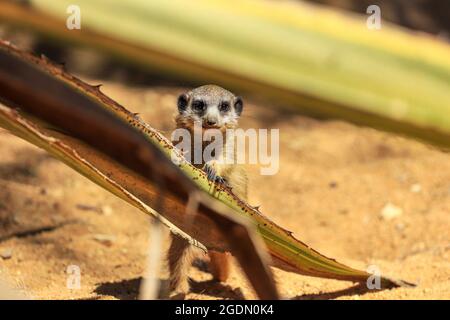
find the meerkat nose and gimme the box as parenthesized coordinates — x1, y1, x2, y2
(206, 119, 217, 126)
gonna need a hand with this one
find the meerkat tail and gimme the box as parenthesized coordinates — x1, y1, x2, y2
(208, 251, 231, 282)
(167, 233, 196, 295)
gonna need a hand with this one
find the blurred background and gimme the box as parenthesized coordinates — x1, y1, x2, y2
(0, 0, 449, 300)
(1, 0, 449, 144)
(309, 0, 450, 36)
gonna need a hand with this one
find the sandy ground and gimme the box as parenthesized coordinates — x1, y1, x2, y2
(0, 80, 449, 300)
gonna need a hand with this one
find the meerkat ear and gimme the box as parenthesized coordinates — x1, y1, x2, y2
(177, 93, 189, 113)
(234, 96, 243, 115)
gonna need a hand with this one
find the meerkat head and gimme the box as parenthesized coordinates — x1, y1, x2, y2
(176, 85, 243, 131)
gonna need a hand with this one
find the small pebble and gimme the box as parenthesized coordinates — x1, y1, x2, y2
(410, 184, 422, 193)
(92, 234, 116, 247)
(49, 188, 64, 198)
(329, 181, 338, 188)
(0, 248, 13, 260)
(76, 204, 100, 212)
(380, 203, 403, 220)
(101, 205, 113, 216)
(395, 222, 405, 231)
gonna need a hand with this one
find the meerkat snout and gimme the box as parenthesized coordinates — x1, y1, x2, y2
(206, 118, 217, 126)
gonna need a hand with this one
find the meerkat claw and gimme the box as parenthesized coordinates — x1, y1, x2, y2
(203, 163, 229, 187)
(214, 175, 231, 189)
(203, 163, 217, 182)
(214, 175, 226, 185)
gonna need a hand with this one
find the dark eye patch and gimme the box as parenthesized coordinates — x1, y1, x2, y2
(219, 101, 230, 112)
(177, 93, 188, 113)
(234, 97, 243, 115)
(192, 100, 206, 112)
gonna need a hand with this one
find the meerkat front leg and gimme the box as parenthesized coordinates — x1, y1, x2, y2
(202, 160, 233, 283)
(167, 233, 196, 296)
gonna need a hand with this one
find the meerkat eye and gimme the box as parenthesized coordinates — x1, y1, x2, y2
(219, 101, 230, 112)
(192, 100, 206, 112)
(234, 97, 243, 115)
(177, 93, 189, 113)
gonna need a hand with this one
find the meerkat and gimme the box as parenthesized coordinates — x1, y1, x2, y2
(167, 84, 248, 296)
